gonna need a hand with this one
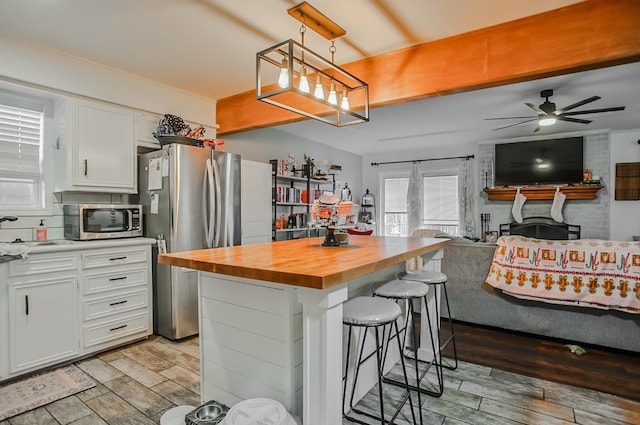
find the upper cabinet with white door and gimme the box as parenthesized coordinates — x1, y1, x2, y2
(54, 98, 136, 193)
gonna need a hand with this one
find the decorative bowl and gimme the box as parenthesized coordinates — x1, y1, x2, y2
(154, 135, 201, 146)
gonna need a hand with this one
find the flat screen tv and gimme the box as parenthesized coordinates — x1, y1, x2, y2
(494, 136, 584, 187)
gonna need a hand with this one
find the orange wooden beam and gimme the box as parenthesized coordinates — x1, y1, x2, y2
(216, 0, 640, 136)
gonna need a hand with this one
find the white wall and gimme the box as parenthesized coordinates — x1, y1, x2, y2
(0, 35, 215, 126)
(224, 127, 363, 200)
(610, 129, 640, 241)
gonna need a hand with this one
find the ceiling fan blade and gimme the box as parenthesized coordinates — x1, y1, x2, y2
(525, 102, 546, 115)
(556, 96, 600, 113)
(492, 118, 537, 131)
(558, 116, 592, 124)
(562, 106, 626, 116)
(485, 116, 536, 120)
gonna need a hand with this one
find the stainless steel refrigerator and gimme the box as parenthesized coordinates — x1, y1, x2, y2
(138, 144, 241, 340)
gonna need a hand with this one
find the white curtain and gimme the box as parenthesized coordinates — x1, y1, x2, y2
(407, 162, 422, 236)
(458, 159, 474, 237)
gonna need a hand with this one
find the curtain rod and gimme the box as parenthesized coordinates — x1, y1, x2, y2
(371, 154, 474, 166)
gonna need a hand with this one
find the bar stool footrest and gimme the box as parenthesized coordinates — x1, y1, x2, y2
(382, 357, 444, 398)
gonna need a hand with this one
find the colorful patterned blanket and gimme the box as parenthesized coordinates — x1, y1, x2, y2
(486, 236, 640, 313)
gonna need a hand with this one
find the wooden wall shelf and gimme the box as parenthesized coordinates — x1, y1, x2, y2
(483, 186, 603, 201)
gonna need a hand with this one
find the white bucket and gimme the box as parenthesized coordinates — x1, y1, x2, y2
(160, 405, 195, 425)
(225, 398, 295, 425)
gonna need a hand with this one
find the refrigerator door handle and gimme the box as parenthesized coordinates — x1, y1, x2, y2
(212, 156, 223, 247)
(203, 158, 215, 248)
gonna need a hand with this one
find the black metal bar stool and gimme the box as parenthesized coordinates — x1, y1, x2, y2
(398, 270, 458, 372)
(373, 279, 442, 401)
(342, 296, 419, 425)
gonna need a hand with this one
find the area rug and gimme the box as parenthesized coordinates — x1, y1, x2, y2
(0, 364, 96, 420)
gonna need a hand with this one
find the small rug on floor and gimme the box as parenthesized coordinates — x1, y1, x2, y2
(0, 364, 96, 420)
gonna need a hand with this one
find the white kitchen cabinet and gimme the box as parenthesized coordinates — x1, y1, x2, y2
(0, 240, 153, 383)
(136, 112, 161, 152)
(6, 251, 79, 375)
(241, 160, 272, 245)
(9, 276, 79, 374)
(54, 98, 136, 193)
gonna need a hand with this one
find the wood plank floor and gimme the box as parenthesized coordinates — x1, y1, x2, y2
(1, 326, 638, 425)
(440, 320, 640, 403)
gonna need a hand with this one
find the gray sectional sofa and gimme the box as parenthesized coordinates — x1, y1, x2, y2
(440, 240, 640, 353)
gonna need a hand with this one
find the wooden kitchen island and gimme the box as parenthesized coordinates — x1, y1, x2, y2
(159, 235, 450, 424)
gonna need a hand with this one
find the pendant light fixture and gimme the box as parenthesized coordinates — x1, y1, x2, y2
(256, 1, 369, 127)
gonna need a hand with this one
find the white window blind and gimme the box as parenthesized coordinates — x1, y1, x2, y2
(423, 175, 460, 235)
(0, 103, 44, 207)
(383, 177, 409, 236)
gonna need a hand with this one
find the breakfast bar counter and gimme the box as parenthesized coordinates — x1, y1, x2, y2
(159, 235, 451, 424)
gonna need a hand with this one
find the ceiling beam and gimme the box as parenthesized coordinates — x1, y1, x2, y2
(216, 0, 640, 136)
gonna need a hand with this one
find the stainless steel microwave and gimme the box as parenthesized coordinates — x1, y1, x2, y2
(63, 204, 143, 240)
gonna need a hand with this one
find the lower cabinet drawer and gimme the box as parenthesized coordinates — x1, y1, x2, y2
(9, 253, 77, 277)
(83, 267, 148, 295)
(83, 311, 148, 348)
(82, 289, 148, 321)
(82, 247, 148, 269)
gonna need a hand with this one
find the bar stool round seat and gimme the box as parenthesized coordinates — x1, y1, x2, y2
(342, 296, 419, 425)
(343, 296, 402, 326)
(372, 279, 428, 299)
(398, 269, 458, 372)
(398, 270, 447, 284)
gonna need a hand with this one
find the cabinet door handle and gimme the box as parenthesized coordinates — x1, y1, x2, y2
(109, 300, 128, 306)
(25, 295, 29, 316)
(109, 256, 127, 261)
(83, 159, 88, 176)
(108, 276, 127, 281)
(109, 324, 128, 332)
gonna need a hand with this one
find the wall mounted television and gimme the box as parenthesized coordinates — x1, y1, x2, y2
(494, 136, 584, 187)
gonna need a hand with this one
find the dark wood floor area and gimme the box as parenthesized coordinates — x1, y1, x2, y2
(439, 320, 640, 402)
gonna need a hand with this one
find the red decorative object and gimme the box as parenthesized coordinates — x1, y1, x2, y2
(347, 228, 373, 236)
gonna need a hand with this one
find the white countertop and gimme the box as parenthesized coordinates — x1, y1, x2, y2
(2, 237, 156, 255)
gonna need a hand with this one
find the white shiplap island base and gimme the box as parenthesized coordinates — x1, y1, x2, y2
(159, 235, 450, 424)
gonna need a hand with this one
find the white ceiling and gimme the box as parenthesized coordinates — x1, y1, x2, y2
(1, 0, 638, 155)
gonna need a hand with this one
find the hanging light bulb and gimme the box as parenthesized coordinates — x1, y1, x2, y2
(299, 67, 310, 93)
(327, 81, 337, 105)
(277, 58, 289, 88)
(340, 89, 350, 110)
(314, 76, 325, 99)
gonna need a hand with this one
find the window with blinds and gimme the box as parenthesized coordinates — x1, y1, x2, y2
(0, 103, 44, 208)
(382, 173, 460, 237)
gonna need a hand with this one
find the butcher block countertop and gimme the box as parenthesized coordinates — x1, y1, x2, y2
(158, 235, 451, 290)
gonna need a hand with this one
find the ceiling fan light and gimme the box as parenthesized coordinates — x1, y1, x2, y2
(538, 116, 557, 126)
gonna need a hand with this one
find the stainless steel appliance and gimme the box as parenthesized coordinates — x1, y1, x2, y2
(138, 144, 241, 340)
(63, 204, 143, 240)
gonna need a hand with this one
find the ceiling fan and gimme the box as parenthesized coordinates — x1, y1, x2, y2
(486, 89, 626, 132)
